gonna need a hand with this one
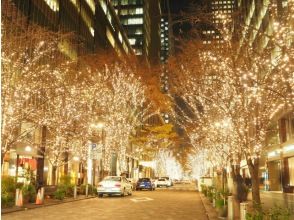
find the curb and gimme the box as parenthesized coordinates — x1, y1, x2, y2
(1, 196, 96, 215)
(199, 193, 220, 220)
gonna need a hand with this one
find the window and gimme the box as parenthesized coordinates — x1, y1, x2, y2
(90, 27, 94, 36)
(127, 18, 143, 25)
(106, 27, 115, 48)
(44, 0, 59, 11)
(135, 8, 143, 14)
(118, 32, 123, 43)
(100, 0, 107, 14)
(129, 38, 136, 45)
(85, 0, 95, 13)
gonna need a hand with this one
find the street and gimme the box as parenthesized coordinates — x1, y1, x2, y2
(2, 185, 207, 220)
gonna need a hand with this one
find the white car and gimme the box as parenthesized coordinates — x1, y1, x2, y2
(156, 178, 169, 187)
(97, 176, 133, 197)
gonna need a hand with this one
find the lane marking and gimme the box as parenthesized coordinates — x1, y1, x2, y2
(130, 197, 154, 203)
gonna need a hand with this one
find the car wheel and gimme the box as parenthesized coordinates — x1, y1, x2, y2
(98, 194, 103, 198)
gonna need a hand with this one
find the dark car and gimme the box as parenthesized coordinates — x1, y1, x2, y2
(136, 178, 155, 191)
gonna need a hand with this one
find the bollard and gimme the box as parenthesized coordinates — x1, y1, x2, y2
(15, 189, 23, 207)
(36, 189, 42, 205)
(228, 196, 234, 220)
(15, 189, 19, 206)
(74, 185, 77, 199)
(41, 187, 44, 203)
(240, 202, 248, 220)
(86, 184, 89, 197)
(212, 188, 216, 207)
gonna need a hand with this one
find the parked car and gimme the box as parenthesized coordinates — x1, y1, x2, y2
(156, 178, 169, 187)
(136, 178, 155, 191)
(162, 177, 173, 186)
(97, 176, 133, 197)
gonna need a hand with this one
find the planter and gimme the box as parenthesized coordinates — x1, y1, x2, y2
(218, 205, 228, 217)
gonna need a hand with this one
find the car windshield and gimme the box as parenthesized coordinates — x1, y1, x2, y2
(158, 178, 166, 181)
(138, 178, 150, 182)
(104, 176, 121, 181)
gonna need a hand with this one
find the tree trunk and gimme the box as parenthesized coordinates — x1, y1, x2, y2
(1, 151, 5, 166)
(36, 126, 46, 188)
(248, 159, 261, 205)
(64, 152, 68, 175)
(52, 166, 57, 185)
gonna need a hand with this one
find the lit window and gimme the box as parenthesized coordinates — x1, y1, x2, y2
(100, 0, 107, 14)
(127, 18, 143, 25)
(135, 8, 143, 14)
(85, 0, 95, 13)
(129, 38, 136, 45)
(106, 27, 115, 48)
(90, 27, 94, 36)
(118, 32, 123, 43)
(44, 0, 59, 11)
(121, 9, 128, 15)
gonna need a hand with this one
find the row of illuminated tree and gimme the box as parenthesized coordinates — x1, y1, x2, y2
(1, 20, 155, 184)
(171, 1, 293, 205)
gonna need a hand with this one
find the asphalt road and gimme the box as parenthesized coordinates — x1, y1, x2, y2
(2, 186, 207, 220)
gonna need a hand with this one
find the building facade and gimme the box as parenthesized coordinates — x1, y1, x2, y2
(112, 0, 161, 65)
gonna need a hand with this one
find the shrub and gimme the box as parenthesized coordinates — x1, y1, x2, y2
(58, 175, 74, 197)
(1, 193, 15, 208)
(22, 184, 36, 203)
(54, 189, 65, 200)
(1, 176, 16, 208)
(216, 198, 225, 209)
(268, 205, 291, 220)
(246, 205, 292, 220)
(201, 184, 208, 196)
(80, 184, 97, 195)
(207, 186, 215, 202)
(2, 176, 16, 193)
(59, 175, 72, 185)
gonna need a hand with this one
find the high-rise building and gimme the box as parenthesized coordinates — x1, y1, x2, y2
(160, 0, 170, 63)
(201, 0, 236, 48)
(2, 0, 133, 58)
(112, 0, 161, 65)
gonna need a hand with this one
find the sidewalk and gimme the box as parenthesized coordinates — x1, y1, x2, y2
(199, 193, 220, 220)
(1, 195, 96, 215)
